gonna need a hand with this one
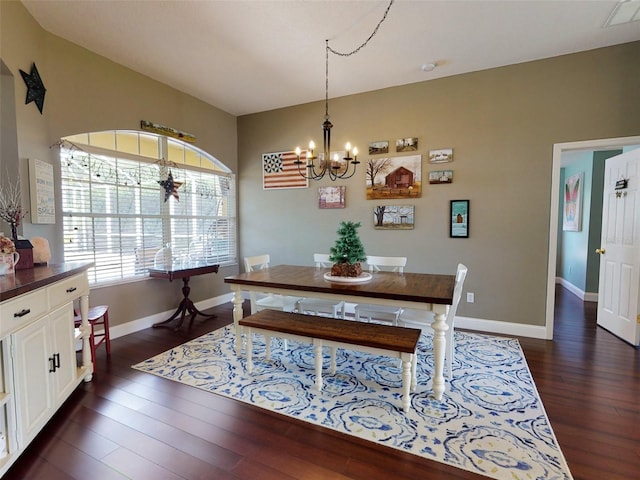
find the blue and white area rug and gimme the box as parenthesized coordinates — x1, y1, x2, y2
(132, 325, 572, 480)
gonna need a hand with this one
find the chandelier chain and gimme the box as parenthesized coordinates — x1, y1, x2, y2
(326, 0, 394, 58)
(297, 0, 394, 181)
(324, 0, 394, 116)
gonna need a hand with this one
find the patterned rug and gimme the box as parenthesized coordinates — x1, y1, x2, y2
(132, 325, 572, 480)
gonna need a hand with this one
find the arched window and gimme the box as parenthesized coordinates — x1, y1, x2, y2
(59, 130, 236, 285)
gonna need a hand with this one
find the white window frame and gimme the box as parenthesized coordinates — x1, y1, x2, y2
(59, 131, 236, 286)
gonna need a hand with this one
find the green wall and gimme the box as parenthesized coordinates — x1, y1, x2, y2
(238, 41, 640, 328)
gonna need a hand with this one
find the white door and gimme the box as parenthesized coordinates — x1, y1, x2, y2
(597, 148, 640, 346)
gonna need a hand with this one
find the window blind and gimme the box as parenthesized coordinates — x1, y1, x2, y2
(60, 139, 236, 285)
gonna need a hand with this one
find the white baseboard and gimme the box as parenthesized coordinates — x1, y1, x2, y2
(109, 294, 549, 341)
(455, 316, 548, 339)
(109, 292, 235, 340)
(555, 277, 598, 302)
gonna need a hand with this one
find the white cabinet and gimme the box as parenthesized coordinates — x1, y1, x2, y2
(0, 264, 92, 477)
(11, 304, 76, 448)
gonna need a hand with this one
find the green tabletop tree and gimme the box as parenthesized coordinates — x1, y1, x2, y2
(329, 221, 367, 277)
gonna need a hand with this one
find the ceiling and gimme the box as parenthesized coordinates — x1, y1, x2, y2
(21, 0, 640, 117)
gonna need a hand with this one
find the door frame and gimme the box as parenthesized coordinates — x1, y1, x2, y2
(546, 135, 640, 339)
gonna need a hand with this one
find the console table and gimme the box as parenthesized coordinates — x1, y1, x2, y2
(0, 262, 94, 477)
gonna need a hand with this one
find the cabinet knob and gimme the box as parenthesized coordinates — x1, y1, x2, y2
(14, 308, 31, 318)
(66, 287, 77, 293)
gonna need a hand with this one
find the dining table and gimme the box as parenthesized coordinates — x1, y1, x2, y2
(224, 264, 455, 400)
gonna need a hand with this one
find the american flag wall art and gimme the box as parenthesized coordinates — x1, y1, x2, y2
(262, 151, 309, 190)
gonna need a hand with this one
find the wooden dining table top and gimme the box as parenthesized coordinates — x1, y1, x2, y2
(224, 264, 455, 305)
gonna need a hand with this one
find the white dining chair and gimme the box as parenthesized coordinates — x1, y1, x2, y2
(353, 256, 407, 325)
(295, 254, 346, 319)
(399, 263, 468, 378)
(243, 254, 303, 354)
(243, 254, 301, 314)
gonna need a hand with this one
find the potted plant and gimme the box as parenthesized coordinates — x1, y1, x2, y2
(329, 221, 367, 277)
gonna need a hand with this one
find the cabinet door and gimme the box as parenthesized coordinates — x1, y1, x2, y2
(49, 305, 77, 403)
(11, 320, 52, 448)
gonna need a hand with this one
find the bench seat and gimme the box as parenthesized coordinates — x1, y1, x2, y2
(239, 310, 421, 412)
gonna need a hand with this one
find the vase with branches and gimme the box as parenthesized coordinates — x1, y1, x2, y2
(0, 181, 26, 242)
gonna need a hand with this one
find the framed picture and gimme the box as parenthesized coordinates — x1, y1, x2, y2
(28, 158, 55, 224)
(368, 140, 389, 155)
(395, 137, 418, 152)
(429, 148, 453, 163)
(365, 155, 422, 199)
(318, 186, 346, 208)
(450, 200, 469, 238)
(373, 205, 414, 229)
(262, 150, 309, 190)
(429, 169, 453, 184)
(563, 172, 583, 231)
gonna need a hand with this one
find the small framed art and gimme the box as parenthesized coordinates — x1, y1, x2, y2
(450, 200, 469, 238)
(318, 186, 346, 208)
(373, 205, 414, 229)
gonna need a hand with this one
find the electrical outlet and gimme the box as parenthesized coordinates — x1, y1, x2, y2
(467, 292, 475, 303)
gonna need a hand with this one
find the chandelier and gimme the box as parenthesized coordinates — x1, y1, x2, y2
(294, 0, 394, 181)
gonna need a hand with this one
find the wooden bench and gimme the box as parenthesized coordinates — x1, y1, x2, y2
(239, 310, 421, 412)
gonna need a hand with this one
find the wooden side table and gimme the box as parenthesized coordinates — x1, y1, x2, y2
(149, 263, 219, 331)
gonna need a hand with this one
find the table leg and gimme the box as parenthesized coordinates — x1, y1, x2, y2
(232, 287, 244, 354)
(401, 352, 412, 412)
(330, 346, 337, 374)
(153, 276, 217, 331)
(431, 305, 449, 400)
(245, 327, 253, 373)
(79, 293, 93, 382)
(265, 334, 271, 360)
(411, 352, 417, 392)
(314, 339, 323, 391)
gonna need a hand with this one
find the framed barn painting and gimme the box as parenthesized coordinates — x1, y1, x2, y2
(365, 155, 421, 200)
(563, 172, 583, 231)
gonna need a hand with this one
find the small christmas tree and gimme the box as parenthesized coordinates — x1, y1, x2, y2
(329, 221, 367, 277)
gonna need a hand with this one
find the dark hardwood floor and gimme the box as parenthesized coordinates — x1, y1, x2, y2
(6, 286, 639, 479)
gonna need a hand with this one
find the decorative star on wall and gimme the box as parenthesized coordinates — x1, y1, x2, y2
(158, 170, 183, 202)
(19, 63, 47, 114)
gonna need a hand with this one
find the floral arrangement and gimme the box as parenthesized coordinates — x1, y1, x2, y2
(0, 236, 16, 254)
(0, 180, 26, 241)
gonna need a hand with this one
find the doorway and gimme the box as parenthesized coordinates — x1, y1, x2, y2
(546, 135, 640, 340)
